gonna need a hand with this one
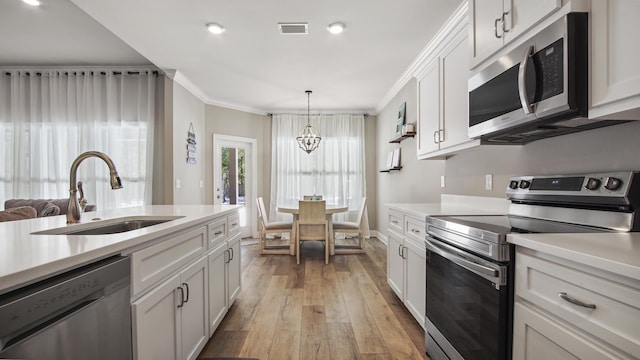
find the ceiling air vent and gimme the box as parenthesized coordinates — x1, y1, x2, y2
(278, 22, 308, 35)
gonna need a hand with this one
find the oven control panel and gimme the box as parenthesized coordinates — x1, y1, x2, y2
(506, 171, 640, 206)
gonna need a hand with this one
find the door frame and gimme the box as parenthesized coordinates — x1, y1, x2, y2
(213, 134, 257, 238)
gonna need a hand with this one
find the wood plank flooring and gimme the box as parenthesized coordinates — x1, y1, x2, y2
(197, 238, 429, 360)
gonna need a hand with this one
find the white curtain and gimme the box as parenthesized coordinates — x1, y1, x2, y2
(270, 113, 367, 228)
(0, 68, 157, 210)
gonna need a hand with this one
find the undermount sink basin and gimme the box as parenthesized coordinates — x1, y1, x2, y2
(33, 216, 184, 236)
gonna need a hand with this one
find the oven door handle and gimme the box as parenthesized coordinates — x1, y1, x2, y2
(425, 238, 503, 286)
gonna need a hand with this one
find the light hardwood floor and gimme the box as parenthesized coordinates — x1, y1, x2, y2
(197, 237, 429, 360)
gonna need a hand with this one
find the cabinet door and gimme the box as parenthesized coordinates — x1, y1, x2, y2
(404, 239, 427, 330)
(227, 233, 242, 306)
(513, 302, 625, 360)
(180, 257, 209, 360)
(416, 58, 441, 157)
(591, 0, 640, 119)
(132, 274, 180, 360)
(440, 30, 471, 149)
(470, 0, 504, 66)
(508, 0, 561, 41)
(387, 231, 405, 299)
(208, 242, 228, 337)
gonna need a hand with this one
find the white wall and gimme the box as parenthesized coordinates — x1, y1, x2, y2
(171, 82, 206, 204)
(375, 78, 445, 236)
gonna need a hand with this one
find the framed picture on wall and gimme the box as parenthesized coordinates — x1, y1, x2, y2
(395, 102, 406, 137)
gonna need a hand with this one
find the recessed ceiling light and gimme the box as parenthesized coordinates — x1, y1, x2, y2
(22, 0, 40, 6)
(327, 22, 345, 34)
(206, 23, 226, 35)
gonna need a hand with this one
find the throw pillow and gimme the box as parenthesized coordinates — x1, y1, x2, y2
(39, 202, 61, 217)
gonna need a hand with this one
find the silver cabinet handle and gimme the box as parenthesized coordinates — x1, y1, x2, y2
(494, 17, 502, 38)
(231, 222, 238, 226)
(518, 45, 535, 114)
(214, 230, 223, 235)
(391, 220, 398, 224)
(229, 247, 234, 261)
(410, 228, 421, 234)
(401, 245, 407, 259)
(558, 292, 596, 309)
(433, 130, 439, 144)
(398, 244, 403, 257)
(225, 249, 231, 264)
(501, 11, 510, 33)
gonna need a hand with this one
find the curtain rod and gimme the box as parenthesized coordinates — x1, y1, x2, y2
(3, 70, 159, 77)
(268, 112, 369, 117)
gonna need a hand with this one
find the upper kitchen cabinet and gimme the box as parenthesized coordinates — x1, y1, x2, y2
(590, 0, 640, 120)
(470, 0, 563, 69)
(416, 4, 480, 160)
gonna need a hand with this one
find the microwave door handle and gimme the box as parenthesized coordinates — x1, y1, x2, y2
(518, 45, 535, 114)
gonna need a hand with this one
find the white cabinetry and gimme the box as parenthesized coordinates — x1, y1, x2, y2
(129, 209, 241, 360)
(513, 248, 640, 359)
(387, 209, 427, 329)
(590, 0, 640, 120)
(132, 255, 208, 360)
(207, 218, 242, 337)
(416, 8, 479, 160)
(470, 0, 562, 68)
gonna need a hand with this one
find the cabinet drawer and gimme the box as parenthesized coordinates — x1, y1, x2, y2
(388, 210, 403, 234)
(208, 217, 228, 248)
(404, 215, 426, 243)
(228, 213, 240, 235)
(131, 226, 207, 298)
(516, 250, 640, 358)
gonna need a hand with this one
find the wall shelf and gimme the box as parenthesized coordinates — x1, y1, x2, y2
(389, 132, 416, 143)
(380, 167, 402, 173)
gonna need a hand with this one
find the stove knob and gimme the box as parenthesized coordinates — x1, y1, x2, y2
(585, 178, 601, 190)
(509, 180, 519, 189)
(519, 180, 531, 189)
(604, 177, 623, 191)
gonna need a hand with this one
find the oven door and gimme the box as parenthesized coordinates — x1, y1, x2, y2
(425, 237, 512, 360)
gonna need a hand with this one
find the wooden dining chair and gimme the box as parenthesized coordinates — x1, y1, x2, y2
(333, 197, 367, 253)
(296, 200, 329, 264)
(256, 197, 294, 255)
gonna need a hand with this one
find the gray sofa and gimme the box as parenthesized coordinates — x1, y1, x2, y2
(2, 198, 95, 221)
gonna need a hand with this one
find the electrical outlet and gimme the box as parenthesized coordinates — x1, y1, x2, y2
(441, 175, 446, 188)
(199, 180, 204, 188)
(176, 179, 181, 189)
(485, 174, 493, 190)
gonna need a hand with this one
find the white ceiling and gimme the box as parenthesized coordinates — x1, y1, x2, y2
(1, 0, 464, 114)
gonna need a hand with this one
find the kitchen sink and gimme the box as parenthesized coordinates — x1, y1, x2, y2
(33, 216, 184, 235)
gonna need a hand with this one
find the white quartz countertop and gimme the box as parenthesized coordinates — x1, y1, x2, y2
(508, 232, 640, 280)
(387, 194, 510, 218)
(0, 204, 242, 294)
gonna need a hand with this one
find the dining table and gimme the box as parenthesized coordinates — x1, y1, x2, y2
(277, 203, 348, 256)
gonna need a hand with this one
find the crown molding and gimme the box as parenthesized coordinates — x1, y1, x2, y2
(374, 1, 469, 114)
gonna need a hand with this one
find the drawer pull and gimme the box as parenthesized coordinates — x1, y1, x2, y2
(231, 222, 238, 226)
(558, 292, 596, 309)
(214, 230, 223, 235)
(391, 220, 398, 224)
(410, 228, 421, 234)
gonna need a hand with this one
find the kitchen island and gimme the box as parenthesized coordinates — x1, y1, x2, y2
(1, 204, 242, 360)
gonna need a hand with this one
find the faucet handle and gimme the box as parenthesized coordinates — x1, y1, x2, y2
(77, 181, 87, 212)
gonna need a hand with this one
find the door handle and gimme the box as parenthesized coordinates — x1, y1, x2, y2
(229, 247, 234, 261)
(501, 11, 510, 33)
(225, 249, 231, 264)
(518, 45, 535, 114)
(494, 17, 502, 38)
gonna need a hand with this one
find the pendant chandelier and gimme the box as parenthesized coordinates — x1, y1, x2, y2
(296, 90, 321, 154)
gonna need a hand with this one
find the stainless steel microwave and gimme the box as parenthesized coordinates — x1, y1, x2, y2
(468, 13, 627, 144)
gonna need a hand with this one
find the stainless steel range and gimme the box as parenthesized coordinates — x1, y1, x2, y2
(424, 171, 640, 360)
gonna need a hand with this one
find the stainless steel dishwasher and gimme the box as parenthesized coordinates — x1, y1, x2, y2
(0, 255, 132, 359)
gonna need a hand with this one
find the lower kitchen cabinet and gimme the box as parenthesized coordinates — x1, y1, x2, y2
(513, 247, 640, 359)
(387, 209, 427, 329)
(207, 231, 241, 336)
(132, 256, 209, 360)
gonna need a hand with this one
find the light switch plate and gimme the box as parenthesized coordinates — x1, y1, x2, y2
(485, 174, 493, 190)
(176, 179, 181, 189)
(441, 175, 446, 188)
